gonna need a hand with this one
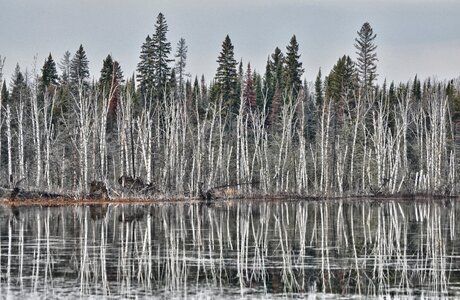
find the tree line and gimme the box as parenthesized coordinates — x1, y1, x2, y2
(0, 13, 459, 197)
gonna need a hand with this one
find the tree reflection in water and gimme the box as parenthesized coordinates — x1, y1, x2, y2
(0, 199, 459, 298)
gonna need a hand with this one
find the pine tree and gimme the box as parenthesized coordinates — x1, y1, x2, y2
(271, 47, 284, 90)
(284, 35, 304, 98)
(41, 53, 59, 87)
(412, 75, 421, 102)
(267, 84, 281, 127)
(137, 35, 155, 95)
(100, 54, 124, 92)
(314, 68, 323, 107)
(263, 57, 274, 114)
(185, 79, 193, 109)
(192, 76, 200, 105)
(215, 35, 238, 111)
(237, 59, 244, 99)
(70, 44, 90, 89)
(242, 63, 256, 112)
(100, 54, 114, 87)
(1, 80, 8, 103)
(200, 75, 208, 103)
(99, 55, 124, 121)
(355, 22, 378, 99)
(175, 37, 189, 101)
(10, 64, 26, 103)
(152, 12, 173, 101)
(254, 72, 264, 110)
(325, 55, 356, 103)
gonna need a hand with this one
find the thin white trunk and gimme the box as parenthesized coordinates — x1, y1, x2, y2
(6, 104, 12, 185)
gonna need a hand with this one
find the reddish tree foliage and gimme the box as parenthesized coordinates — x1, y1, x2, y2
(242, 63, 257, 113)
(107, 61, 120, 122)
(267, 84, 281, 127)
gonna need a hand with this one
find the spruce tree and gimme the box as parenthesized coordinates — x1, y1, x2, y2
(314, 68, 323, 107)
(325, 55, 356, 103)
(1, 80, 8, 104)
(284, 35, 304, 98)
(412, 75, 421, 102)
(152, 12, 173, 102)
(355, 22, 378, 99)
(137, 35, 155, 95)
(100, 54, 124, 92)
(271, 47, 284, 90)
(267, 84, 281, 128)
(70, 44, 90, 89)
(41, 53, 59, 87)
(263, 57, 274, 113)
(242, 63, 256, 112)
(10, 64, 26, 103)
(175, 38, 188, 101)
(185, 79, 193, 108)
(215, 35, 238, 111)
(192, 76, 200, 106)
(200, 75, 207, 103)
(254, 72, 264, 110)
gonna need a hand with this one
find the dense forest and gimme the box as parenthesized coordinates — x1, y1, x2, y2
(0, 13, 459, 197)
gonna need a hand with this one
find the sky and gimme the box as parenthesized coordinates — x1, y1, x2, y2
(1, 0, 459, 86)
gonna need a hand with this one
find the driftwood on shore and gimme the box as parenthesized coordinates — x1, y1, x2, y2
(0, 186, 74, 201)
(1, 175, 158, 202)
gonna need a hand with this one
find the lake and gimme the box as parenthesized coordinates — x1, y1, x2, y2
(0, 199, 459, 299)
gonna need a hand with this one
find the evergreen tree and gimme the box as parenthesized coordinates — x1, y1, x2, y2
(446, 79, 460, 115)
(242, 63, 256, 112)
(314, 68, 323, 107)
(100, 54, 114, 87)
(200, 75, 208, 103)
(10, 64, 26, 103)
(263, 57, 274, 114)
(325, 55, 356, 103)
(70, 44, 90, 89)
(271, 47, 284, 90)
(254, 72, 264, 110)
(185, 79, 193, 109)
(237, 59, 244, 99)
(41, 53, 59, 87)
(192, 76, 200, 105)
(411, 75, 421, 102)
(355, 22, 378, 98)
(1, 80, 8, 104)
(284, 35, 304, 98)
(267, 84, 281, 127)
(137, 35, 155, 95)
(215, 35, 238, 111)
(152, 12, 173, 101)
(100, 54, 124, 92)
(175, 37, 189, 101)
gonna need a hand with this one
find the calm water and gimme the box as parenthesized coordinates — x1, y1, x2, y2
(0, 199, 459, 299)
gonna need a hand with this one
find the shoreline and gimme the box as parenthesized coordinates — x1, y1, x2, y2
(1, 192, 458, 207)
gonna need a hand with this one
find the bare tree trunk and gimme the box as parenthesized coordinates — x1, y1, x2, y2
(17, 96, 25, 182)
(43, 89, 56, 189)
(31, 87, 41, 187)
(6, 104, 12, 186)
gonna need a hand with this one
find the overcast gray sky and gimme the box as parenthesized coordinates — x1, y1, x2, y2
(1, 0, 459, 85)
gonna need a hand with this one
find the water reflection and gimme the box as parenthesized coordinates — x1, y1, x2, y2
(0, 199, 459, 298)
